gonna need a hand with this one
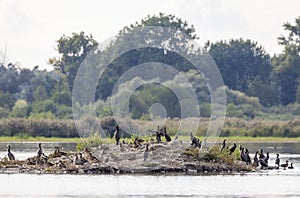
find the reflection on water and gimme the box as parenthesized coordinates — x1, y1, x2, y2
(0, 142, 299, 197)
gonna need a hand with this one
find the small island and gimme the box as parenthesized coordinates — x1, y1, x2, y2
(1, 133, 287, 175)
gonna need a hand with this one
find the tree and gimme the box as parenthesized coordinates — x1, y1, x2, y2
(33, 85, 48, 101)
(0, 91, 15, 110)
(49, 32, 98, 90)
(273, 17, 300, 105)
(207, 39, 272, 93)
(96, 13, 198, 100)
(247, 77, 279, 106)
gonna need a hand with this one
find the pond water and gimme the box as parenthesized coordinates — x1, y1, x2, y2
(0, 142, 299, 197)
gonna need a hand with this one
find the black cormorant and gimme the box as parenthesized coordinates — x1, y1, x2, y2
(245, 149, 251, 165)
(264, 151, 270, 165)
(240, 147, 246, 162)
(7, 145, 15, 161)
(229, 143, 237, 155)
(114, 125, 121, 145)
(253, 151, 259, 166)
(259, 158, 268, 169)
(160, 126, 171, 142)
(156, 126, 162, 142)
(259, 149, 265, 159)
(275, 153, 280, 168)
(37, 143, 43, 159)
(190, 132, 201, 148)
(220, 139, 226, 152)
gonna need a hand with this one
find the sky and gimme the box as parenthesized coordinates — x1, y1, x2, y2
(0, 0, 299, 70)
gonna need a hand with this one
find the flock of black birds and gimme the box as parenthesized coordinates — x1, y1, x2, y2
(219, 139, 294, 170)
(113, 125, 295, 169)
(1, 125, 295, 171)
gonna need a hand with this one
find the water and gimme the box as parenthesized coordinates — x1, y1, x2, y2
(0, 142, 299, 197)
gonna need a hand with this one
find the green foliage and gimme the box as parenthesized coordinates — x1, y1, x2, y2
(32, 99, 56, 114)
(76, 132, 112, 151)
(51, 89, 71, 106)
(273, 16, 300, 105)
(9, 100, 30, 118)
(208, 39, 272, 93)
(33, 85, 48, 101)
(49, 31, 98, 90)
(0, 91, 15, 110)
(0, 106, 9, 118)
(29, 112, 56, 120)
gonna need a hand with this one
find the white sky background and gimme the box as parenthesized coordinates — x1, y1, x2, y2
(0, 0, 299, 70)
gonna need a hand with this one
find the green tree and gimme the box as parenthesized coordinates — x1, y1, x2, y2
(207, 39, 272, 93)
(9, 100, 30, 118)
(49, 32, 98, 90)
(96, 13, 198, 100)
(273, 17, 300, 105)
(0, 91, 15, 110)
(33, 85, 48, 101)
(247, 77, 279, 106)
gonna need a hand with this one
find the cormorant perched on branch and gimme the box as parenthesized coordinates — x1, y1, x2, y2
(229, 143, 237, 155)
(220, 139, 226, 152)
(7, 145, 15, 161)
(114, 125, 121, 145)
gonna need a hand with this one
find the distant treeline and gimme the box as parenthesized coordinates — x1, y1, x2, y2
(0, 13, 300, 124)
(0, 117, 300, 138)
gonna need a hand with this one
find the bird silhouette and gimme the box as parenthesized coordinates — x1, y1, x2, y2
(275, 153, 280, 168)
(7, 145, 15, 161)
(220, 139, 226, 152)
(37, 143, 43, 159)
(114, 125, 121, 145)
(143, 144, 149, 161)
(244, 149, 251, 165)
(288, 163, 294, 169)
(190, 132, 201, 148)
(281, 160, 289, 170)
(229, 143, 237, 155)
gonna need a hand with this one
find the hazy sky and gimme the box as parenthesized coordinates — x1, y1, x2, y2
(0, 0, 299, 69)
